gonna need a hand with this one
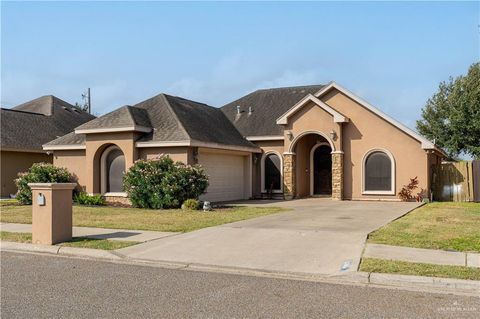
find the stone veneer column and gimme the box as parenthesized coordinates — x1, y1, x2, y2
(283, 153, 296, 200)
(331, 151, 344, 200)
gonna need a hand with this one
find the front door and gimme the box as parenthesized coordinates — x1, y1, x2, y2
(313, 145, 332, 195)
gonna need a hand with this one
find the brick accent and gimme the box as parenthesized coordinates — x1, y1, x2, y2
(332, 152, 344, 200)
(283, 153, 296, 200)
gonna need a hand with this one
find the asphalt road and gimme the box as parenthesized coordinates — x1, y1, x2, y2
(1, 252, 479, 319)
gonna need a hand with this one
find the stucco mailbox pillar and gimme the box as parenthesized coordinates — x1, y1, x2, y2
(28, 183, 77, 245)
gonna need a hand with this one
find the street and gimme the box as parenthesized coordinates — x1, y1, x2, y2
(1, 252, 479, 319)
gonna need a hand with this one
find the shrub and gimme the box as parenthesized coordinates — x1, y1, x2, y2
(74, 192, 105, 206)
(398, 176, 419, 201)
(182, 199, 200, 210)
(15, 163, 74, 205)
(123, 156, 209, 209)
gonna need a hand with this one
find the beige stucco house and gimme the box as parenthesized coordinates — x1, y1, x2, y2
(44, 82, 445, 202)
(0, 96, 95, 197)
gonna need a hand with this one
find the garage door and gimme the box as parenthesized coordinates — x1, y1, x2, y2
(198, 152, 245, 202)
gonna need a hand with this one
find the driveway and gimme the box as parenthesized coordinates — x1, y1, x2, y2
(118, 199, 421, 276)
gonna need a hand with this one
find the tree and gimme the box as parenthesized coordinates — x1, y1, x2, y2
(416, 62, 480, 159)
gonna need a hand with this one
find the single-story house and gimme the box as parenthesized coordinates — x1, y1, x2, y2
(0, 95, 95, 197)
(44, 82, 445, 202)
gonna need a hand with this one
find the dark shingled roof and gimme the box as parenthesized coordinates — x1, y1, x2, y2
(221, 85, 325, 136)
(1, 95, 95, 151)
(136, 94, 257, 149)
(75, 105, 151, 131)
(47, 93, 257, 150)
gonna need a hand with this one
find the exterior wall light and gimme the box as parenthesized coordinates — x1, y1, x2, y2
(286, 131, 293, 140)
(330, 129, 337, 141)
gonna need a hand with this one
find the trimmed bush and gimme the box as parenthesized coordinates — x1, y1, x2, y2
(182, 199, 200, 210)
(74, 192, 105, 206)
(123, 156, 209, 209)
(15, 163, 74, 205)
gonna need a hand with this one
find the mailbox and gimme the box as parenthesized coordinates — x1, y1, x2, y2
(28, 183, 76, 245)
(37, 193, 46, 206)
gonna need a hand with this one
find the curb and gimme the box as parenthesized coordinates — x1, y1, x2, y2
(1, 241, 120, 260)
(2, 241, 479, 296)
(368, 272, 480, 294)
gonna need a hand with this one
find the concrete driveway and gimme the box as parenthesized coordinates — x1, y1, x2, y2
(118, 199, 421, 276)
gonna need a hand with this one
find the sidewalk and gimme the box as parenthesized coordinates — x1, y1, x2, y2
(364, 243, 480, 268)
(0, 222, 177, 243)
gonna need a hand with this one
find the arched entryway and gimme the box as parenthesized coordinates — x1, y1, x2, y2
(288, 131, 335, 198)
(310, 144, 332, 196)
(100, 145, 125, 194)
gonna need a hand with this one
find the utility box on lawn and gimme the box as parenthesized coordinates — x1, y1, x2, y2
(28, 183, 76, 245)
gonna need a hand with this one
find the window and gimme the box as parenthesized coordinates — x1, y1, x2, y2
(363, 150, 394, 194)
(263, 153, 282, 192)
(101, 146, 125, 194)
(106, 149, 125, 192)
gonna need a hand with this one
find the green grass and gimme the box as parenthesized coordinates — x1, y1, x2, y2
(360, 258, 480, 281)
(368, 202, 480, 252)
(57, 237, 136, 250)
(0, 231, 136, 250)
(0, 205, 285, 232)
(0, 231, 31, 243)
(0, 199, 20, 207)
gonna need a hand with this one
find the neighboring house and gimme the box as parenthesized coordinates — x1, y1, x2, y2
(0, 95, 95, 197)
(44, 82, 445, 202)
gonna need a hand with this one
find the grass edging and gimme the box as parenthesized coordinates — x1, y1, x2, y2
(360, 257, 480, 281)
(0, 231, 137, 250)
(0, 205, 286, 233)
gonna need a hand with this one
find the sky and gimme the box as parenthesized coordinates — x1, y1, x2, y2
(1, 1, 479, 131)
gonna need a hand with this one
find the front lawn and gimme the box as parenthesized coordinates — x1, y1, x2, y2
(0, 205, 285, 233)
(0, 199, 20, 207)
(0, 231, 136, 250)
(360, 258, 480, 281)
(368, 202, 480, 252)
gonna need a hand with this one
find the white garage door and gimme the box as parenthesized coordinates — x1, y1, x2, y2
(198, 152, 245, 202)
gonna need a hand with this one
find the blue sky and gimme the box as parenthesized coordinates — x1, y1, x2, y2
(1, 1, 478, 131)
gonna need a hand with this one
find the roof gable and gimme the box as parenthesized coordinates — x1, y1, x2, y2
(276, 94, 348, 124)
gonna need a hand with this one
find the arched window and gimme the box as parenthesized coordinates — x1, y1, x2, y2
(262, 152, 282, 192)
(101, 146, 125, 193)
(363, 149, 395, 194)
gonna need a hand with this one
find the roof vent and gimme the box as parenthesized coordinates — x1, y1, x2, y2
(248, 106, 253, 115)
(236, 105, 241, 115)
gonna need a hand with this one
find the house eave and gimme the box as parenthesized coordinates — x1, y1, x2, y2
(75, 126, 152, 134)
(136, 139, 261, 153)
(42, 144, 86, 151)
(246, 135, 284, 141)
(1, 147, 48, 154)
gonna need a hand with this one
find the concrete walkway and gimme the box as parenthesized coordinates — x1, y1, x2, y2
(364, 243, 480, 268)
(117, 199, 422, 276)
(0, 223, 177, 243)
